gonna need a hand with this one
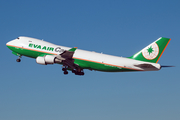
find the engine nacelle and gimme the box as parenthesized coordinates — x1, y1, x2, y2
(36, 56, 46, 65)
(44, 55, 56, 64)
(36, 55, 56, 65)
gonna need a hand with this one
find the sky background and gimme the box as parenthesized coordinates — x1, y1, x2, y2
(0, 0, 179, 120)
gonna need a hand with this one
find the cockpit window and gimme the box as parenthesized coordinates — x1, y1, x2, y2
(29, 40, 32, 42)
(17, 37, 20, 39)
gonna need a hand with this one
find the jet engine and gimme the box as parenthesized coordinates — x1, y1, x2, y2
(36, 55, 57, 65)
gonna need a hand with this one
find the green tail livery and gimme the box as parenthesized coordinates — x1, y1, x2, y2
(129, 37, 171, 63)
(6, 36, 173, 76)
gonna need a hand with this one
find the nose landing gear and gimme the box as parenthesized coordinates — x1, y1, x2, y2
(16, 55, 22, 62)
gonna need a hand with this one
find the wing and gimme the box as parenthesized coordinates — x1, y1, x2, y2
(60, 47, 77, 59)
(35, 47, 84, 75)
(55, 47, 83, 73)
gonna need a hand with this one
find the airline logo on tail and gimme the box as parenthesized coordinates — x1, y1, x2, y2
(142, 42, 159, 60)
(129, 37, 171, 63)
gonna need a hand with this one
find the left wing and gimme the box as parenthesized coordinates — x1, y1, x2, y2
(35, 47, 84, 75)
(60, 47, 77, 59)
(56, 47, 84, 75)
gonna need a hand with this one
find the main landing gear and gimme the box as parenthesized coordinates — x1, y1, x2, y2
(62, 66, 84, 76)
(72, 69, 84, 75)
(62, 68, 68, 75)
(16, 55, 22, 62)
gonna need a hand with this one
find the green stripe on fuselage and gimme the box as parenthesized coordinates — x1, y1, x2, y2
(7, 45, 136, 72)
(73, 58, 135, 72)
(7, 45, 52, 58)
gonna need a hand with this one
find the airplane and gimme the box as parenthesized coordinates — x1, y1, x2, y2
(6, 36, 172, 75)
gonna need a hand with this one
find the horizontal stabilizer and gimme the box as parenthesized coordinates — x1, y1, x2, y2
(134, 63, 161, 70)
(134, 64, 158, 69)
(161, 65, 175, 68)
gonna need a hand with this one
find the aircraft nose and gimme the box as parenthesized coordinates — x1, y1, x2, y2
(6, 40, 15, 47)
(6, 39, 17, 46)
(6, 41, 12, 46)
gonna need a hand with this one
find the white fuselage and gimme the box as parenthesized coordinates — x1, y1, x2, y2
(6, 36, 161, 72)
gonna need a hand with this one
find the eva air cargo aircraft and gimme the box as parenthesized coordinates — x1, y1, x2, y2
(6, 36, 172, 75)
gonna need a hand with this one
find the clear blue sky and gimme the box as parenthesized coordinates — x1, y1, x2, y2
(0, 0, 179, 120)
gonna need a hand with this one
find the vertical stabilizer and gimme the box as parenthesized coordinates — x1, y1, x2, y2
(129, 37, 171, 63)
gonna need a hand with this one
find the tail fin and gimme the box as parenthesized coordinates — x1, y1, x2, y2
(129, 37, 171, 63)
